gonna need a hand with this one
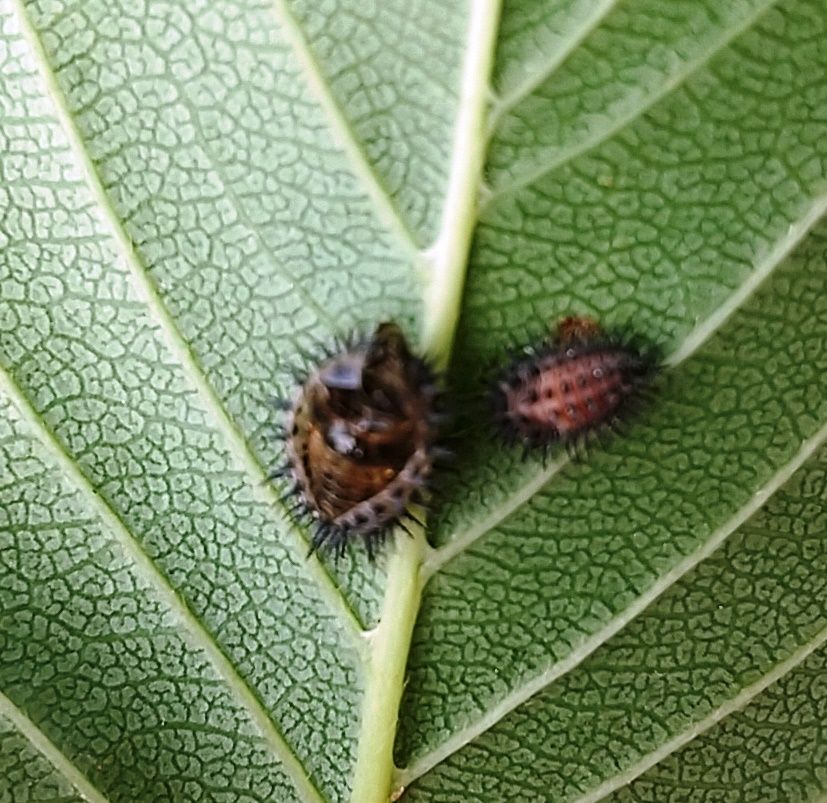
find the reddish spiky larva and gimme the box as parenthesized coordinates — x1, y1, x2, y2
(491, 316, 660, 456)
(276, 322, 440, 558)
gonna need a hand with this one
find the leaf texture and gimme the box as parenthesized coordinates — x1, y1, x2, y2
(607, 645, 827, 803)
(1, 0, 826, 801)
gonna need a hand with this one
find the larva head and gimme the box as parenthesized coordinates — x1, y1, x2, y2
(554, 315, 603, 344)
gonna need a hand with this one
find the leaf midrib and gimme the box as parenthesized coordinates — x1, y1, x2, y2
(348, 3, 504, 801)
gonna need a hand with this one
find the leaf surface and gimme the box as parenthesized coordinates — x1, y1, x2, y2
(1, 0, 826, 801)
(607, 644, 827, 803)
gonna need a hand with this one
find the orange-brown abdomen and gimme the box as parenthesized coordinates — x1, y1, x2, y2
(284, 323, 439, 556)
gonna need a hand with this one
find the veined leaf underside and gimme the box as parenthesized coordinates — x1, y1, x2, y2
(1, 0, 826, 802)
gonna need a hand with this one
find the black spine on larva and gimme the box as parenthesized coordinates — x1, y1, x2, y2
(491, 317, 661, 456)
(277, 322, 443, 560)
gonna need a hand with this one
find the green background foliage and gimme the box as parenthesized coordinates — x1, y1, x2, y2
(1, 0, 825, 801)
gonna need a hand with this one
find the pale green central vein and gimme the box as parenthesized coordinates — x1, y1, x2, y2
(0, 691, 110, 803)
(420, 0, 504, 367)
(348, 3, 504, 802)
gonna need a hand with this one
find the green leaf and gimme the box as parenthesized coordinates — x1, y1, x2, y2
(397, 441, 827, 800)
(1, 1, 826, 802)
(605, 646, 827, 803)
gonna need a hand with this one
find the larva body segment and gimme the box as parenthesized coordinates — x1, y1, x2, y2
(492, 317, 660, 452)
(283, 323, 439, 557)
